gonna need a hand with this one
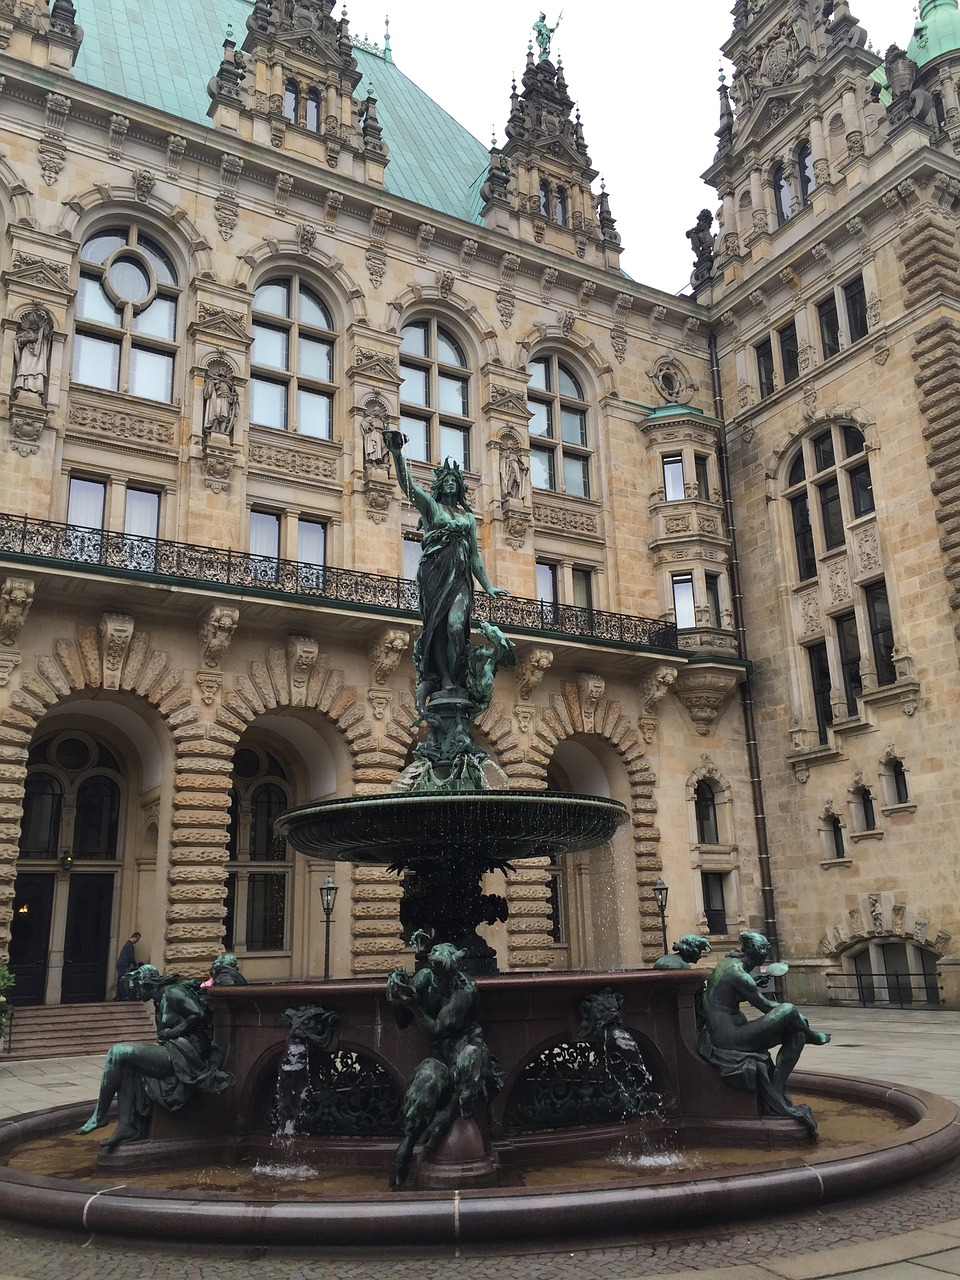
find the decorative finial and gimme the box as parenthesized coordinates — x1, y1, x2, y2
(719, 66, 726, 85)
(225, 21, 234, 43)
(384, 14, 392, 59)
(491, 124, 497, 147)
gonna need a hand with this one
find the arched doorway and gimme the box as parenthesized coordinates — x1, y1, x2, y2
(12, 731, 124, 1004)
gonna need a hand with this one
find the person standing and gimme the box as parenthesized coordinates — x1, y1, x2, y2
(114, 931, 141, 1001)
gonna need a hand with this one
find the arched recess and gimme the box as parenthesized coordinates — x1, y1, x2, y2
(0, 616, 205, 986)
(516, 326, 617, 396)
(219, 641, 417, 977)
(819, 892, 952, 1000)
(55, 187, 213, 281)
(505, 678, 658, 969)
(386, 286, 503, 367)
(233, 240, 366, 327)
(0, 154, 37, 226)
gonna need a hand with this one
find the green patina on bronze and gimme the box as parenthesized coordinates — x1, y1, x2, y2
(653, 934, 713, 970)
(383, 430, 516, 793)
(698, 932, 830, 1140)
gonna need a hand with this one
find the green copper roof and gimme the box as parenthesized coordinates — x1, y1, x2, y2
(73, 0, 490, 223)
(908, 0, 960, 67)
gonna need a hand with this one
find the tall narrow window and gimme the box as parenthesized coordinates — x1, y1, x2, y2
(283, 81, 299, 124)
(808, 642, 833, 744)
(835, 612, 862, 715)
(251, 277, 336, 438)
(18, 774, 62, 858)
(224, 747, 292, 954)
(403, 536, 423, 582)
(536, 560, 559, 624)
(892, 758, 909, 805)
(297, 518, 326, 592)
(694, 781, 719, 845)
(123, 487, 160, 571)
(756, 338, 775, 399)
(818, 296, 841, 359)
(399, 320, 472, 469)
(817, 477, 844, 549)
(662, 455, 685, 501)
(829, 812, 845, 859)
(865, 581, 896, 686)
(798, 143, 816, 205)
(779, 321, 800, 385)
(67, 477, 106, 562)
(672, 574, 696, 629)
(773, 164, 793, 225)
(844, 276, 869, 343)
(701, 872, 727, 934)
(527, 355, 591, 498)
(555, 188, 568, 226)
(791, 494, 817, 581)
(695, 454, 711, 501)
(74, 226, 179, 402)
(705, 574, 722, 628)
(305, 90, 320, 132)
(250, 510, 281, 583)
(539, 180, 550, 217)
(572, 567, 593, 614)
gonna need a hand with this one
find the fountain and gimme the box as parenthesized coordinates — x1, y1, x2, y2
(0, 444, 958, 1243)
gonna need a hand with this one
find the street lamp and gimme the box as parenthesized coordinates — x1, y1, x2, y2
(653, 877, 669, 956)
(319, 873, 338, 980)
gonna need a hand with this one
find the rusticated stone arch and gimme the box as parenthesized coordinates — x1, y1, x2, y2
(55, 186, 214, 280)
(233, 239, 366, 327)
(0, 617, 216, 972)
(506, 680, 658, 969)
(386, 285, 503, 366)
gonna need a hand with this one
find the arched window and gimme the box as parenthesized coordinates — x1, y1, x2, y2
(539, 179, 551, 217)
(250, 276, 336, 438)
(773, 163, 793, 225)
(283, 81, 299, 124)
(305, 89, 321, 132)
(694, 780, 719, 845)
(224, 747, 292, 954)
(73, 226, 180, 403)
(18, 774, 62, 858)
(399, 319, 472, 470)
(797, 143, 816, 206)
(527, 355, 591, 498)
(555, 188, 568, 226)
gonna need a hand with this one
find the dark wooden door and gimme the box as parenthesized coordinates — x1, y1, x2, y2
(60, 873, 114, 1004)
(9, 873, 55, 1006)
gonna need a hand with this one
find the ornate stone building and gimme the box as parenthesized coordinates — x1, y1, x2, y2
(0, 0, 954, 1009)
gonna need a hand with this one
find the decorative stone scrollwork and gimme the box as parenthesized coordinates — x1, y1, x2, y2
(369, 628, 410, 686)
(0, 577, 34, 646)
(198, 605, 240, 669)
(671, 668, 739, 735)
(516, 648, 553, 702)
(99, 613, 134, 690)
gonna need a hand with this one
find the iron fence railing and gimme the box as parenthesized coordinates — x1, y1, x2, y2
(0, 512, 681, 652)
(824, 969, 942, 1009)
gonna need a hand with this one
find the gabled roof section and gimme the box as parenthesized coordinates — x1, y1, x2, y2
(72, 0, 490, 224)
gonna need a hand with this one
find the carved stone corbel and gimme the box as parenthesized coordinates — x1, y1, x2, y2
(99, 613, 134, 690)
(0, 577, 34, 646)
(369, 628, 410, 685)
(199, 605, 239, 669)
(576, 672, 605, 733)
(287, 634, 320, 707)
(9, 402, 49, 456)
(516, 647, 553, 702)
(671, 667, 739, 735)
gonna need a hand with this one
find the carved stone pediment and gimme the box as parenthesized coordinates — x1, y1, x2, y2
(3, 252, 72, 296)
(350, 348, 401, 385)
(193, 303, 251, 344)
(734, 86, 804, 148)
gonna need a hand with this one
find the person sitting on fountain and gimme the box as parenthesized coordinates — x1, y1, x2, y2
(76, 964, 233, 1149)
(382, 429, 508, 717)
(698, 931, 830, 1140)
(386, 932, 503, 1189)
(654, 934, 713, 970)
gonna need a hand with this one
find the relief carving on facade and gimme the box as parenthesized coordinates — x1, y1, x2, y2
(827, 557, 850, 604)
(369, 628, 410, 686)
(0, 576, 34, 646)
(99, 613, 135, 690)
(287, 634, 320, 707)
(798, 587, 822, 636)
(532, 502, 598, 534)
(68, 402, 175, 446)
(198, 605, 240, 669)
(855, 525, 880, 573)
(576, 672, 605, 733)
(671, 668, 739, 735)
(516, 647, 553, 702)
(248, 441, 336, 481)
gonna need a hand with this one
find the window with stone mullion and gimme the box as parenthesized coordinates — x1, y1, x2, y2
(527, 355, 591, 498)
(73, 225, 179, 403)
(250, 276, 336, 439)
(399, 319, 471, 470)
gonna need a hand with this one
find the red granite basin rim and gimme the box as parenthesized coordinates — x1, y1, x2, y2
(275, 790, 630, 864)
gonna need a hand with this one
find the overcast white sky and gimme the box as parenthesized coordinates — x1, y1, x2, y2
(343, 1, 917, 295)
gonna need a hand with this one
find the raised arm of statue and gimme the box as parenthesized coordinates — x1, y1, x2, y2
(382, 428, 435, 521)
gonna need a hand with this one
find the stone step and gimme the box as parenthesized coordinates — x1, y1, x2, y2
(5, 1002, 155, 1060)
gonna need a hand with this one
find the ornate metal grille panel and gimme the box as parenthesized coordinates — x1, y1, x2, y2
(274, 1049, 403, 1137)
(503, 1039, 659, 1131)
(0, 512, 679, 652)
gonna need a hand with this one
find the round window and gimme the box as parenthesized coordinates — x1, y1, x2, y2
(234, 748, 261, 780)
(55, 736, 92, 771)
(108, 256, 151, 304)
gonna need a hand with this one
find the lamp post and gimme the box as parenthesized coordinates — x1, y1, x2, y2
(319, 873, 338, 980)
(653, 877, 669, 956)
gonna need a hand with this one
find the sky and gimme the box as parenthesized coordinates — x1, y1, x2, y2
(342, 1, 918, 295)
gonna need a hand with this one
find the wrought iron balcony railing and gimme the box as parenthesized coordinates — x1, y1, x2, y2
(0, 512, 680, 652)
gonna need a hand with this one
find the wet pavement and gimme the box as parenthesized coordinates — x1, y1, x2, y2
(0, 1005, 956, 1279)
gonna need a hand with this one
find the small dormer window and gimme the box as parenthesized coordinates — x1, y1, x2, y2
(283, 81, 299, 125)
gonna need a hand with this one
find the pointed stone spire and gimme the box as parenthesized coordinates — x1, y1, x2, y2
(383, 14, 393, 62)
(207, 27, 246, 107)
(362, 82, 384, 152)
(598, 181, 619, 245)
(715, 72, 734, 159)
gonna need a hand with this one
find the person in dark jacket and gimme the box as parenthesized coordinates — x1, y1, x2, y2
(114, 931, 141, 1000)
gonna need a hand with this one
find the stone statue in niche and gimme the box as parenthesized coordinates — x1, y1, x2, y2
(13, 305, 54, 400)
(499, 442, 528, 501)
(697, 931, 830, 1140)
(202, 363, 239, 439)
(361, 403, 391, 471)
